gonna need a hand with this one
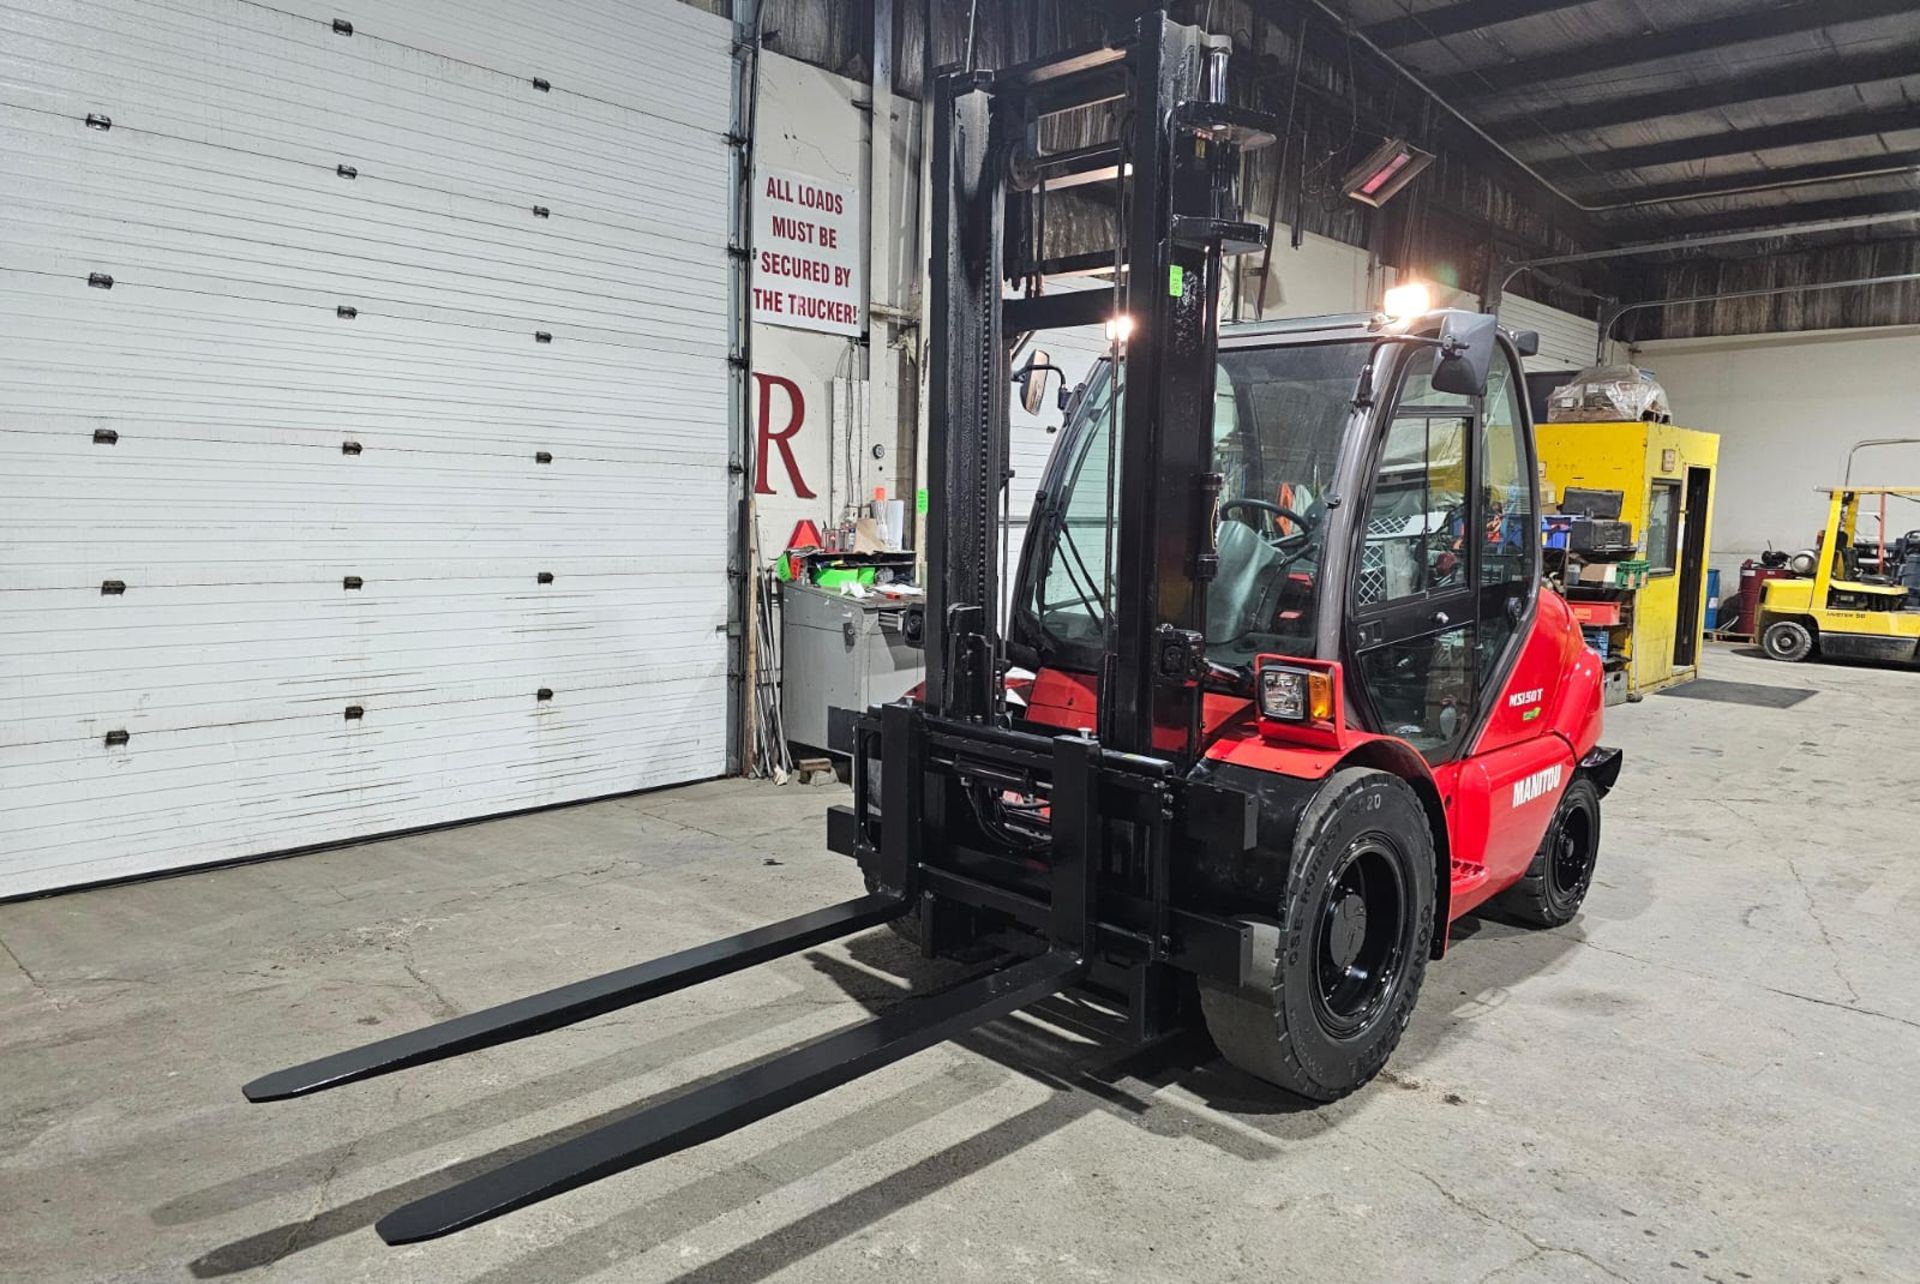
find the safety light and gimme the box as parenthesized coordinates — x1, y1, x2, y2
(1259, 665, 1333, 724)
(1341, 137, 1435, 208)
(1105, 314, 1134, 345)
(1382, 280, 1432, 320)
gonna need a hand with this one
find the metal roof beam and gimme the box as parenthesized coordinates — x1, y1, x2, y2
(1595, 148, 1920, 208)
(1605, 271, 1920, 353)
(1532, 106, 1920, 178)
(1359, 0, 1592, 50)
(1496, 45, 1920, 138)
(1496, 212, 1920, 283)
(1647, 191, 1920, 238)
(1431, 0, 1917, 97)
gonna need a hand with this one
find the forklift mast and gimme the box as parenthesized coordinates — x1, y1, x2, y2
(925, 13, 1274, 760)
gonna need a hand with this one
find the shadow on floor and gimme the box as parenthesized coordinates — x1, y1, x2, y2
(174, 902, 1581, 1282)
(1722, 642, 1920, 675)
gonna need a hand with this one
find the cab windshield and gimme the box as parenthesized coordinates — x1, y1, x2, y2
(1018, 339, 1374, 670)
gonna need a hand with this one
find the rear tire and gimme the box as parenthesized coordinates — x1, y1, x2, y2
(1199, 769, 1435, 1102)
(1494, 776, 1600, 928)
(1762, 618, 1815, 662)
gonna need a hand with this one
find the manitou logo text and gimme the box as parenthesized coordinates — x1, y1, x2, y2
(1512, 764, 1563, 808)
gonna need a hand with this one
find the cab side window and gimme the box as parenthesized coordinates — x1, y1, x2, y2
(1036, 378, 1115, 645)
(1356, 413, 1471, 606)
(1352, 399, 1476, 761)
(1476, 355, 1536, 685)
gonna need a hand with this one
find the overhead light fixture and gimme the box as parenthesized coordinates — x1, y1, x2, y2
(1341, 138, 1435, 208)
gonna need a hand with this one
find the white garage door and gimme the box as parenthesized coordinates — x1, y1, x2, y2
(0, 0, 735, 896)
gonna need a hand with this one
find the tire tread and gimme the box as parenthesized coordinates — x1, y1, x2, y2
(1200, 768, 1436, 1102)
(1494, 776, 1601, 928)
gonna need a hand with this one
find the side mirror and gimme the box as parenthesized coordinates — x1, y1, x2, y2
(1511, 329, 1540, 358)
(1015, 350, 1060, 415)
(1430, 311, 1500, 399)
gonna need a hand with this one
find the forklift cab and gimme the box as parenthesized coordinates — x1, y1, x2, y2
(1011, 310, 1543, 764)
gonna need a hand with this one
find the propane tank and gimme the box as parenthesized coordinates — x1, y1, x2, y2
(1737, 559, 1794, 638)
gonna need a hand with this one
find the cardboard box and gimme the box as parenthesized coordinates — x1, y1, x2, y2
(1578, 563, 1615, 585)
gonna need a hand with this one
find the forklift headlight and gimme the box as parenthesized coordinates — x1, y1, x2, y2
(1259, 668, 1305, 721)
(1259, 666, 1334, 723)
(1382, 280, 1431, 320)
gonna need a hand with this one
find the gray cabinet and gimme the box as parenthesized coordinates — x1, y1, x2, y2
(780, 582, 925, 752)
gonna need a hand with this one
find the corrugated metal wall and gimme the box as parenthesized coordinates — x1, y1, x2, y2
(702, 0, 1915, 342)
(1624, 238, 1920, 342)
(1498, 295, 1602, 372)
(698, 0, 1611, 298)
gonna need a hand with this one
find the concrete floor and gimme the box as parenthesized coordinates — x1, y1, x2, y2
(3, 647, 1917, 1284)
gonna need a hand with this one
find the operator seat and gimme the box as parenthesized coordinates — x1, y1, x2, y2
(1208, 505, 1320, 647)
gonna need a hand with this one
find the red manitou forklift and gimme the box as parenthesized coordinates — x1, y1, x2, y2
(244, 12, 1619, 1244)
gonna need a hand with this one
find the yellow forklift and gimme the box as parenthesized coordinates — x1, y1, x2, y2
(1758, 487, 1920, 666)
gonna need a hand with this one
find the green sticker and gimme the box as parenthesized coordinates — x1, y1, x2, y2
(915, 487, 929, 515)
(1168, 264, 1185, 297)
(1522, 707, 1541, 722)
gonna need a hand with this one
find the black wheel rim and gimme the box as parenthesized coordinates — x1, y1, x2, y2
(1310, 839, 1409, 1038)
(1549, 801, 1597, 902)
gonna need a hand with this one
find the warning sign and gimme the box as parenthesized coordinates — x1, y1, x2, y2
(752, 166, 863, 337)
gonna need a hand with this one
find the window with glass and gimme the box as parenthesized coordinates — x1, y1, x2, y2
(1354, 412, 1472, 607)
(1348, 345, 1484, 762)
(1023, 341, 1374, 670)
(1646, 481, 1680, 574)
(1033, 368, 1117, 649)
(1355, 626, 1477, 756)
(1204, 342, 1371, 663)
(1476, 354, 1536, 684)
(1393, 347, 1478, 411)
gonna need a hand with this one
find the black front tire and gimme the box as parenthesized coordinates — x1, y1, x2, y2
(1199, 768, 1436, 1102)
(1495, 776, 1601, 928)
(1761, 618, 1815, 662)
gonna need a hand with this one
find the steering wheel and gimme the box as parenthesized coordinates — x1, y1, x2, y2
(1220, 497, 1314, 550)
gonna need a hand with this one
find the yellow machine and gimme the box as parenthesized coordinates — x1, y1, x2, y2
(1537, 421, 1719, 696)
(1757, 488, 1920, 666)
